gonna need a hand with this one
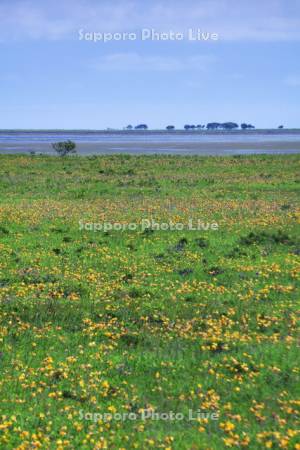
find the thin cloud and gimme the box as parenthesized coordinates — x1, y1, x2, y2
(1, 0, 300, 42)
(284, 75, 300, 87)
(92, 53, 216, 71)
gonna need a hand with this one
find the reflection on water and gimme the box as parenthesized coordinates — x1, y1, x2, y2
(1, 130, 300, 143)
(0, 130, 300, 155)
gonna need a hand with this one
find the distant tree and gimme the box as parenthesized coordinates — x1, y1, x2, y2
(206, 122, 221, 130)
(166, 125, 175, 130)
(187, 124, 209, 130)
(135, 124, 148, 130)
(222, 122, 239, 130)
(241, 123, 255, 130)
(52, 140, 76, 157)
(278, 125, 284, 129)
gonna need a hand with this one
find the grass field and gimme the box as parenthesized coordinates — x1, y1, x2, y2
(0, 154, 299, 449)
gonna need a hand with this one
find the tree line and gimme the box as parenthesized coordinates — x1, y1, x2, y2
(126, 123, 256, 131)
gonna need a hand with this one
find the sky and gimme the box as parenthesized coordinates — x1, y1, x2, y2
(1, 0, 300, 129)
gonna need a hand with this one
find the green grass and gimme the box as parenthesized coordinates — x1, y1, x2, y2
(0, 154, 299, 449)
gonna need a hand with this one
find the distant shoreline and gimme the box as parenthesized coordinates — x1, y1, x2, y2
(0, 129, 300, 134)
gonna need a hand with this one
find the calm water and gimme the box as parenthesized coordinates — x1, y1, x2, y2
(1, 130, 300, 155)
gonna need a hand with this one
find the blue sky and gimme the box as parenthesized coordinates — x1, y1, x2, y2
(1, 0, 300, 129)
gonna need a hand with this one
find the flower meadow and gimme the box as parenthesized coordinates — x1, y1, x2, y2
(0, 154, 299, 449)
